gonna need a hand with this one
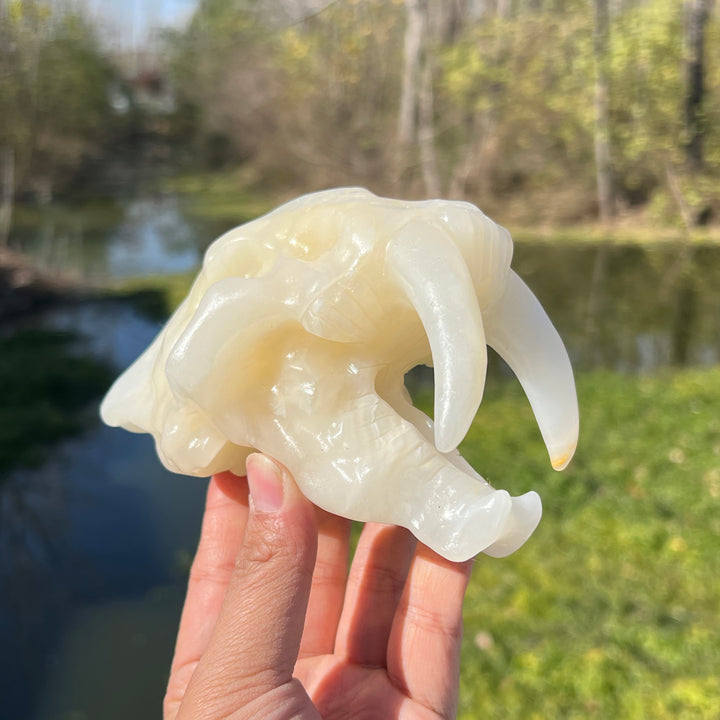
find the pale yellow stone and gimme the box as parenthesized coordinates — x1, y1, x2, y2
(101, 188, 578, 561)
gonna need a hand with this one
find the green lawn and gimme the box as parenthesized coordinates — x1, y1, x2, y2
(439, 368, 720, 719)
(163, 170, 279, 226)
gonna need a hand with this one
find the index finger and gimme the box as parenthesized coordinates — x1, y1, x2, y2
(165, 472, 249, 719)
(298, 508, 351, 658)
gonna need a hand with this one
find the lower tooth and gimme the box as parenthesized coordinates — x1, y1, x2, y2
(482, 491, 542, 558)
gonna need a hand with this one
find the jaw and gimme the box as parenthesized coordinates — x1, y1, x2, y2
(199, 354, 545, 562)
(374, 371, 543, 560)
(277, 390, 543, 563)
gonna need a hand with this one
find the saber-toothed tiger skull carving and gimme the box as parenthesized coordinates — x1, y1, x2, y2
(101, 187, 579, 562)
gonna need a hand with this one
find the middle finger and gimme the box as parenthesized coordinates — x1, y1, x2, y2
(333, 522, 416, 667)
(299, 508, 352, 658)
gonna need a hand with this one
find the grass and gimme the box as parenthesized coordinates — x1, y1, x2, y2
(419, 368, 720, 719)
(510, 223, 720, 246)
(104, 273, 196, 321)
(11, 197, 124, 235)
(0, 329, 116, 477)
(162, 169, 280, 225)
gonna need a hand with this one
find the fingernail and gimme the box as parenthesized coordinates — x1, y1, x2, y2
(247, 454, 285, 513)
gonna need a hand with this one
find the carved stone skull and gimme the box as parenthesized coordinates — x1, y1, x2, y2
(101, 188, 578, 561)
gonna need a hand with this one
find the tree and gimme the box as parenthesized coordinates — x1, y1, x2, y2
(439, 4, 598, 217)
(592, 0, 615, 221)
(259, 1, 400, 189)
(164, 0, 720, 223)
(396, 0, 441, 196)
(0, 0, 115, 230)
(0, 0, 13, 246)
(167, 0, 276, 167)
(32, 11, 115, 197)
(684, 0, 710, 171)
(396, 0, 424, 178)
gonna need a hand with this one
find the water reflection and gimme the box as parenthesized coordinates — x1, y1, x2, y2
(513, 242, 720, 374)
(105, 197, 201, 277)
(0, 303, 207, 720)
(11, 195, 203, 280)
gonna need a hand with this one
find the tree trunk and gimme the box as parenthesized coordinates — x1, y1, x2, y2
(396, 0, 443, 196)
(0, 0, 11, 247)
(449, 110, 494, 201)
(0, 145, 14, 248)
(430, 0, 471, 44)
(592, 0, 615, 222)
(418, 47, 441, 197)
(396, 0, 425, 185)
(684, 0, 709, 172)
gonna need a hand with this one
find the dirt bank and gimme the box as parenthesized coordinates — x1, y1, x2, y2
(0, 248, 94, 322)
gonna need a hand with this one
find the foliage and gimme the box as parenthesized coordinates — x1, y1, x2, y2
(3, 0, 719, 227)
(167, 0, 405, 189)
(164, 0, 280, 170)
(413, 368, 720, 717)
(0, 0, 118, 199)
(609, 0, 685, 186)
(163, 0, 720, 226)
(0, 328, 115, 477)
(439, 9, 596, 212)
(272, 0, 404, 188)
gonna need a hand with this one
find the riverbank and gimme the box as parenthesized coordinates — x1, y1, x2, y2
(163, 169, 720, 246)
(0, 247, 96, 323)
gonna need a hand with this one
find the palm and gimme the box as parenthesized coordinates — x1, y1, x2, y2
(295, 658, 448, 720)
(292, 513, 471, 720)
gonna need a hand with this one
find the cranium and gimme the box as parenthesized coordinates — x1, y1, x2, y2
(101, 188, 578, 562)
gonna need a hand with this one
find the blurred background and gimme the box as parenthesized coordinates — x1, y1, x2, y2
(1, 0, 719, 718)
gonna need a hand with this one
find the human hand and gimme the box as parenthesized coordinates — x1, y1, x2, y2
(164, 454, 474, 720)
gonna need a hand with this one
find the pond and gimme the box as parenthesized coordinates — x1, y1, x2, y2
(2, 196, 220, 720)
(10, 194, 211, 280)
(1, 300, 209, 720)
(515, 242, 720, 373)
(2, 195, 720, 720)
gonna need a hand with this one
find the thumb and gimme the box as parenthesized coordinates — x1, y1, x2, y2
(177, 454, 320, 720)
